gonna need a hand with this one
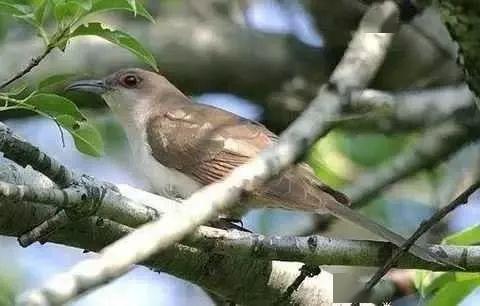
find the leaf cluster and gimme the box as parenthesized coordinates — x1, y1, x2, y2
(0, 0, 157, 156)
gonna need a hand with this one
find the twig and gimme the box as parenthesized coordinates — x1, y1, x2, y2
(275, 264, 322, 305)
(0, 45, 55, 91)
(351, 181, 480, 302)
(18, 210, 70, 247)
(0, 25, 70, 91)
(17, 2, 400, 305)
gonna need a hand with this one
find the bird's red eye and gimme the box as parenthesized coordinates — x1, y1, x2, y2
(120, 74, 139, 88)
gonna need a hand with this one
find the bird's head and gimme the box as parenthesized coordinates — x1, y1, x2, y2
(67, 68, 188, 127)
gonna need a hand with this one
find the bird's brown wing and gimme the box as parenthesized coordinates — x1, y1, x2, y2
(146, 103, 277, 185)
(146, 102, 348, 211)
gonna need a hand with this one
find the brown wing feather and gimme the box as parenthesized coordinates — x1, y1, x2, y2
(147, 103, 274, 186)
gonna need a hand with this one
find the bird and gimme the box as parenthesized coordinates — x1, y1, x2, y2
(67, 68, 449, 265)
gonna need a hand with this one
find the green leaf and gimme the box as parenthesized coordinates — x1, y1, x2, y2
(53, 0, 92, 24)
(70, 23, 158, 70)
(336, 132, 408, 167)
(89, 0, 154, 23)
(423, 272, 480, 297)
(0, 1, 32, 16)
(57, 114, 104, 156)
(38, 73, 76, 90)
(443, 224, 480, 245)
(52, 0, 92, 10)
(25, 93, 86, 121)
(127, 0, 136, 16)
(426, 278, 480, 306)
(34, 0, 49, 25)
(69, 0, 92, 11)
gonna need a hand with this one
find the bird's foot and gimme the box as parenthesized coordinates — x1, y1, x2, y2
(210, 217, 251, 232)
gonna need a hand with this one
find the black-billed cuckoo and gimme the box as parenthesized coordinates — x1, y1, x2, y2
(68, 68, 448, 264)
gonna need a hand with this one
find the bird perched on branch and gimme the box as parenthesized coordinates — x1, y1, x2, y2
(68, 68, 449, 265)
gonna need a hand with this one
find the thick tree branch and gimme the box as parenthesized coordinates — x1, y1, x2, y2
(0, 122, 335, 305)
(344, 85, 474, 131)
(18, 2, 400, 305)
(2, 160, 480, 274)
(0, 122, 75, 187)
(0, 160, 333, 306)
(0, 122, 158, 246)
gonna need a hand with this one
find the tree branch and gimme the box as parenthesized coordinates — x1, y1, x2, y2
(0, 27, 70, 91)
(0, 160, 333, 306)
(344, 85, 474, 131)
(1, 159, 480, 274)
(0, 122, 75, 187)
(0, 45, 55, 91)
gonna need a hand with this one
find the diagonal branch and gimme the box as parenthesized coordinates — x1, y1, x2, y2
(0, 27, 70, 91)
(18, 2, 401, 305)
(352, 180, 480, 301)
(0, 46, 55, 91)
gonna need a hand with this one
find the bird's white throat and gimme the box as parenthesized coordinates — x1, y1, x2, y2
(102, 92, 202, 199)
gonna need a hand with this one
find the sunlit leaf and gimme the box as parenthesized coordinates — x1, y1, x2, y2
(336, 132, 408, 167)
(426, 278, 480, 306)
(443, 224, 480, 245)
(69, 0, 92, 11)
(57, 114, 104, 156)
(421, 272, 480, 297)
(33, 0, 49, 25)
(53, 0, 92, 24)
(25, 93, 86, 121)
(70, 22, 158, 70)
(90, 0, 154, 22)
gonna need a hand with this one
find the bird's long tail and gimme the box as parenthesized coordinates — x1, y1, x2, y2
(261, 164, 454, 266)
(323, 199, 452, 266)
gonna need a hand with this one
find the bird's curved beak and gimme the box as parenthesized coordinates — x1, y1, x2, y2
(66, 79, 108, 95)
